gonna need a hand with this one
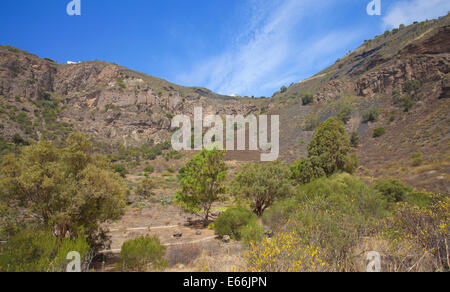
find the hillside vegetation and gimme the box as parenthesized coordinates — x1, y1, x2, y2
(0, 14, 448, 272)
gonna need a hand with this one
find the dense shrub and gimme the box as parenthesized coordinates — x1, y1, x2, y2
(350, 132, 360, 148)
(411, 153, 423, 166)
(244, 232, 329, 272)
(144, 165, 154, 174)
(119, 236, 167, 272)
(336, 105, 352, 124)
(164, 150, 184, 161)
(392, 89, 402, 104)
(303, 113, 320, 131)
(301, 93, 314, 105)
(343, 152, 359, 174)
(214, 207, 259, 240)
(373, 127, 386, 138)
(12, 134, 28, 145)
(384, 194, 449, 271)
(375, 179, 412, 203)
(0, 229, 91, 272)
(230, 161, 293, 216)
(240, 222, 264, 246)
(280, 86, 287, 93)
(400, 95, 414, 112)
(290, 157, 325, 185)
(263, 174, 387, 266)
(142, 141, 171, 160)
(403, 80, 421, 98)
(111, 164, 128, 178)
(362, 109, 379, 123)
(135, 177, 155, 200)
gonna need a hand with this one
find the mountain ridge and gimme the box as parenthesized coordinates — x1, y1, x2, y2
(0, 14, 449, 193)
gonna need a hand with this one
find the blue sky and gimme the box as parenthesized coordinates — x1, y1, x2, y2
(1, 0, 449, 97)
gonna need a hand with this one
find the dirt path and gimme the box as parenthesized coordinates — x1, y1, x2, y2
(100, 230, 218, 254)
(108, 225, 179, 232)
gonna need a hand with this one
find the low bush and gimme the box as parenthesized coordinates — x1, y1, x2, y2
(336, 105, 352, 124)
(263, 174, 387, 267)
(119, 236, 167, 272)
(303, 113, 320, 131)
(302, 93, 314, 105)
(403, 80, 421, 98)
(384, 194, 448, 271)
(144, 165, 154, 174)
(343, 152, 359, 174)
(290, 157, 325, 185)
(135, 177, 155, 200)
(411, 153, 423, 166)
(0, 229, 91, 272)
(164, 150, 184, 161)
(362, 109, 379, 123)
(400, 95, 414, 112)
(374, 179, 430, 207)
(240, 222, 264, 246)
(214, 207, 259, 240)
(244, 232, 329, 272)
(350, 132, 360, 148)
(373, 127, 386, 138)
(374, 179, 412, 203)
(111, 164, 128, 178)
(12, 134, 28, 145)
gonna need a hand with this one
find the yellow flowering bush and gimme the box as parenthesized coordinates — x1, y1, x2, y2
(385, 194, 449, 271)
(244, 232, 329, 272)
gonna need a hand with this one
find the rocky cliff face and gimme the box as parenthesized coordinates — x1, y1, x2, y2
(0, 47, 259, 145)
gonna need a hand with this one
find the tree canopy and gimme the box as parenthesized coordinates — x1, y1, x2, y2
(0, 133, 126, 250)
(176, 149, 228, 225)
(230, 161, 293, 216)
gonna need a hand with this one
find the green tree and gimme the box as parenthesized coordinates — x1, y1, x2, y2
(230, 161, 293, 216)
(307, 118, 351, 175)
(176, 149, 227, 225)
(0, 133, 126, 250)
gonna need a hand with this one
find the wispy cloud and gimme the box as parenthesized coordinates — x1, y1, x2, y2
(383, 0, 450, 28)
(175, 0, 362, 97)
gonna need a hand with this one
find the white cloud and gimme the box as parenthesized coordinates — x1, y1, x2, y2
(383, 0, 450, 28)
(175, 0, 362, 97)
